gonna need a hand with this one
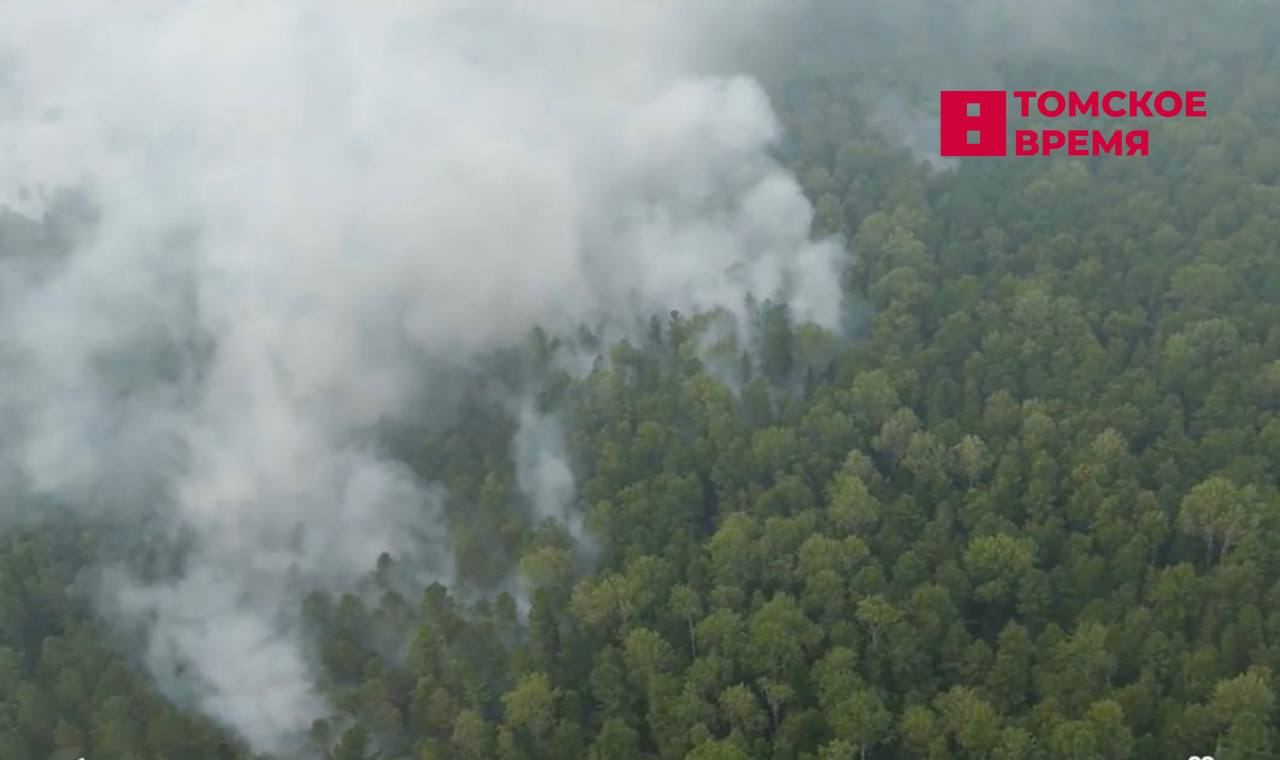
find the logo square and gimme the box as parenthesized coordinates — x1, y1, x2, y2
(940, 91, 1007, 157)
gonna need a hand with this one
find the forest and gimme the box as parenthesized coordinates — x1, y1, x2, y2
(2, 1, 1280, 759)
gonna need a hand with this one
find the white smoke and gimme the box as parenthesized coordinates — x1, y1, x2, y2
(867, 93, 959, 172)
(0, 1, 844, 753)
(513, 404, 586, 546)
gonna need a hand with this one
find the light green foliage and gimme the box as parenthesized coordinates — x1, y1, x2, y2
(5, 3, 1280, 759)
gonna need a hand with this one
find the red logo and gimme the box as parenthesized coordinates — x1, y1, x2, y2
(939, 91, 1007, 157)
(939, 90, 1207, 157)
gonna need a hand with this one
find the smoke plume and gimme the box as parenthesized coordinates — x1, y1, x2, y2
(0, 0, 843, 752)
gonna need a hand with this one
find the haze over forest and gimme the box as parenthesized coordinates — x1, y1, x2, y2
(1, 1, 1279, 759)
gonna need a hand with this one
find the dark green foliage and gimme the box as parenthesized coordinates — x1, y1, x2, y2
(4, 2, 1280, 759)
(0, 532, 254, 759)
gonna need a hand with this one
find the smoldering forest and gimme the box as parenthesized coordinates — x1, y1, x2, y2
(0, 1, 847, 752)
(1, 0, 1276, 758)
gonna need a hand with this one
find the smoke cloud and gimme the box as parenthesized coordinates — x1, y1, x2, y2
(513, 405, 586, 548)
(0, 0, 843, 752)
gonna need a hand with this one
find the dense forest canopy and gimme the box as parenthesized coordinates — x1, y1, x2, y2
(2, 0, 1280, 759)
